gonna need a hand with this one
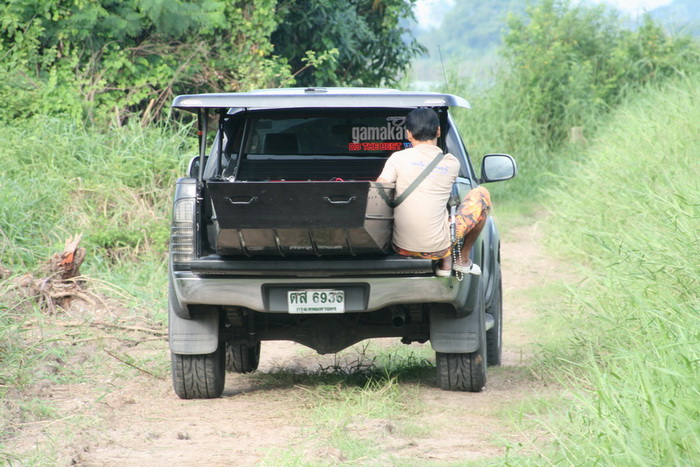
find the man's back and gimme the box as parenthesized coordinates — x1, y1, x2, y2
(378, 144, 459, 252)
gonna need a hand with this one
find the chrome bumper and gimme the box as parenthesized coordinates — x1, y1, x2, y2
(170, 270, 469, 314)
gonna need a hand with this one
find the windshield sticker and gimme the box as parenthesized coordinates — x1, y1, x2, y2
(351, 117, 406, 143)
(348, 142, 411, 151)
(349, 117, 409, 151)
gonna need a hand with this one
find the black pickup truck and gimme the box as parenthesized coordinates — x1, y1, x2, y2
(167, 88, 516, 398)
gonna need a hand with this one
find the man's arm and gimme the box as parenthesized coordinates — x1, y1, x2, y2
(377, 153, 398, 183)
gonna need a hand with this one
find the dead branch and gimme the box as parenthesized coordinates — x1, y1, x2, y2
(70, 335, 165, 345)
(24, 319, 167, 336)
(89, 320, 167, 335)
(104, 349, 166, 380)
(8, 234, 96, 313)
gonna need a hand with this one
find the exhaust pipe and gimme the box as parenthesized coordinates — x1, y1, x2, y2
(391, 309, 406, 328)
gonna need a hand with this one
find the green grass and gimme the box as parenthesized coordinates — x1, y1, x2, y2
(0, 116, 185, 459)
(534, 74, 700, 465)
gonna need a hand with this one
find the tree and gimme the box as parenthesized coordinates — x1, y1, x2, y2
(0, 0, 292, 123)
(501, 0, 699, 145)
(271, 0, 425, 87)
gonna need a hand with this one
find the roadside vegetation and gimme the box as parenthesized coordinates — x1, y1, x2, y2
(445, 1, 699, 464)
(536, 75, 700, 465)
(0, 0, 422, 125)
(1, 0, 699, 464)
(446, 1, 700, 464)
(451, 0, 698, 202)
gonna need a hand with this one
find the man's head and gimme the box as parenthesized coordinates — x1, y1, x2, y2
(405, 108, 439, 142)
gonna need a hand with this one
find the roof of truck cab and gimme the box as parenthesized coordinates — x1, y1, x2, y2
(171, 87, 470, 111)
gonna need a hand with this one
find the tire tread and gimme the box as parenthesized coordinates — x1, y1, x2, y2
(172, 348, 225, 399)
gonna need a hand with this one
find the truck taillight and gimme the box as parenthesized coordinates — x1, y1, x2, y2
(170, 198, 195, 263)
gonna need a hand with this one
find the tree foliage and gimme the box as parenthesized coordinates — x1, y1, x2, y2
(0, 0, 295, 123)
(0, 0, 424, 123)
(272, 0, 425, 87)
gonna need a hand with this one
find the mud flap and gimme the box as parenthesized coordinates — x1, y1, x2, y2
(169, 305, 219, 355)
(430, 278, 484, 353)
(429, 309, 481, 353)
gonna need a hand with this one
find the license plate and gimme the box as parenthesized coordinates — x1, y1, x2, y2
(287, 289, 345, 314)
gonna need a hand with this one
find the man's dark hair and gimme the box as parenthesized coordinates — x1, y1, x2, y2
(405, 108, 439, 141)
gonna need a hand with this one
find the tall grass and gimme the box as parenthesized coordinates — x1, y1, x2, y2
(538, 75, 700, 464)
(0, 117, 193, 307)
(448, 81, 564, 202)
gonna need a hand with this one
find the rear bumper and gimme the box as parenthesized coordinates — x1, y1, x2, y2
(170, 266, 473, 316)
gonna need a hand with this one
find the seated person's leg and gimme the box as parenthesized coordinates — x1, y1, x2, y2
(441, 186, 492, 274)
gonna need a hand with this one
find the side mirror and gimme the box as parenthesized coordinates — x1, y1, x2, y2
(480, 154, 516, 183)
(187, 155, 209, 178)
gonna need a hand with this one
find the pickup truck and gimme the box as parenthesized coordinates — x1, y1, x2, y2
(168, 88, 516, 398)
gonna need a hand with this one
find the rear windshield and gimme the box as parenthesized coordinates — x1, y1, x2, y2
(243, 111, 411, 157)
(203, 108, 465, 181)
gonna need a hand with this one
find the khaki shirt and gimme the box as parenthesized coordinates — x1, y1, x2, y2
(378, 144, 460, 252)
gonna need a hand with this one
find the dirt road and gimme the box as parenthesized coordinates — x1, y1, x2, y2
(8, 220, 560, 466)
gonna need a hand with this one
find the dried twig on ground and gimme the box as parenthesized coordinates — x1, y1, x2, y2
(104, 349, 166, 380)
(22, 319, 167, 336)
(47, 320, 167, 336)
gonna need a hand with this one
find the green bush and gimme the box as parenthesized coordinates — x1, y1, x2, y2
(0, 0, 424, 124)
(449, 0, 700, 201)
(0, 0, 292, 124)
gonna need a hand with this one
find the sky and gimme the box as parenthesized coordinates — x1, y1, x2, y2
(414, 0, 675, 30)
(589, 0, 673, 14)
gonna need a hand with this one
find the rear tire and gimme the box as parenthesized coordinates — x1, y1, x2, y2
(486, 276, 503, 366)
(171, 345, 225, 399)
(435, 280, 487, 392)
(436, 346, 486, 392)
(225, 341, 261, 374)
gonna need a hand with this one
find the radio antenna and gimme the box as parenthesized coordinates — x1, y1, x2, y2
(438, 45, 449, 91)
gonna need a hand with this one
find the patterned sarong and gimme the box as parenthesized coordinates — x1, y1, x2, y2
(393, 186, 491, 260)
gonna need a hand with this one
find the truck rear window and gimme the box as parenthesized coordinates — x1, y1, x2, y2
(244, 112, 411, 157)
(215, 109, 414, 181)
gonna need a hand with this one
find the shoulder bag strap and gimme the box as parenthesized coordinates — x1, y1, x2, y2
(392, 152, 446, 208)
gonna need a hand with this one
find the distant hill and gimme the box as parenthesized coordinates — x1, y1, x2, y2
(649, 0, 700, 36)
(412, 0, 523, 84)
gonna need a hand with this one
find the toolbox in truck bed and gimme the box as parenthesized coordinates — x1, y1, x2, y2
(206, 180, 395, 256)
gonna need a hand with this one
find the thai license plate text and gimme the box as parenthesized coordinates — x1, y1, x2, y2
(287, 290, 345, 314)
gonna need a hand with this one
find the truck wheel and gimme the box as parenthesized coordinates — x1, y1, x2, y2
(435, 282, 487, 392)
(171, 345, 225, 399)
(225, 341, 261, 374)
(486, 276, 503, 366)
(435, 346, 486, 392)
